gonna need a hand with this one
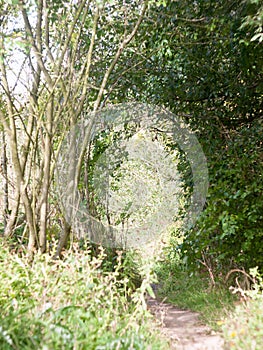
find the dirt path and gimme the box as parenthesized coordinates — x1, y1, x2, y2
(147, 296, 224, 350)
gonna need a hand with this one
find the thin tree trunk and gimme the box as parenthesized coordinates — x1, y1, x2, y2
(22, 189, 37, 252)
(3, 145, 9, 230)
(1, 131, 9, 230)
(3, 192, 19, 237)
(7, 124, 38, 252)
(55, 122, 78, 257)
(39, 100, 53, 253)
(53, 218, 71, 259)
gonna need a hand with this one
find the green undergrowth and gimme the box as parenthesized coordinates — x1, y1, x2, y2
(0, 241, 168, 350)
(155, 260, 235, 331)
(156, 256, 263, 349)
(223, 296, 263, 350)
(222, 267, 263, 350)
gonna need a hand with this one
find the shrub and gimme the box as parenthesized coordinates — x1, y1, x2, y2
(180, 119, 263, 274)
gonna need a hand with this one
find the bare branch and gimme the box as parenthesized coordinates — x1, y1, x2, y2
(20, 1, 53, 88)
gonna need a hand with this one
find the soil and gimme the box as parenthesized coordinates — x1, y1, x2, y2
(147, 295, 224, 350)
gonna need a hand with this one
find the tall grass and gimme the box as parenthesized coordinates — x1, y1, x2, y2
(222, 268, 263, 350)
(0, 242, 167, 350)
(222, 297, 263, 350)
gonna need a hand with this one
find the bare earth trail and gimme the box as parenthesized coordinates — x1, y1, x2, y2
(147, 296, 224, 350)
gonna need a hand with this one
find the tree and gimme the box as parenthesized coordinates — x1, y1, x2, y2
(0, 0, 150, 256)
(113, 0, 263, 271)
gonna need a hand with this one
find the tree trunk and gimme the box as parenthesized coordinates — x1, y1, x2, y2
(4, 191, 20, 237)
(39, 100, 53, 253)
(53, 218, 71, 259)
(1, 131, 9, 230)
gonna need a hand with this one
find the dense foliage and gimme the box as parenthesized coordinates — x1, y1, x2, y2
(120, 0, 263, 274)
(181, 118, 263, 272)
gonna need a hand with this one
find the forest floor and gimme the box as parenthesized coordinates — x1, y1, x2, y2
(147, 295, 224, 350)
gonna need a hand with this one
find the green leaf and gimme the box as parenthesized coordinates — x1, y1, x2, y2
(146, 284, 156, 298)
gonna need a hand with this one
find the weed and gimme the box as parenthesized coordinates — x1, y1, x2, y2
(0, 241, 168, 350)
(222, 267, 263, 349)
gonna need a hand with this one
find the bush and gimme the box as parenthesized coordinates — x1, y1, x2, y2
(180, 119, 263, 274)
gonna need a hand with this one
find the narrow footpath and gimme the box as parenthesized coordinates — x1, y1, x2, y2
(147, 296, 224, 350)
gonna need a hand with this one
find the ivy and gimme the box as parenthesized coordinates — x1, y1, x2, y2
(181, 119, 263, 272)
